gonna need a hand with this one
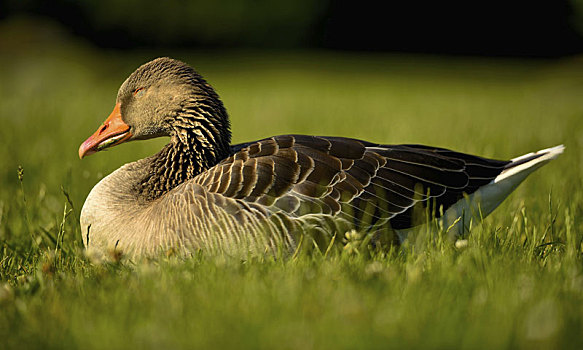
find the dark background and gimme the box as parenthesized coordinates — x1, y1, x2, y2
(2, 0, 583, 57)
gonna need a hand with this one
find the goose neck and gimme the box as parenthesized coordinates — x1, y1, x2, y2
(136, 126, 227, 201)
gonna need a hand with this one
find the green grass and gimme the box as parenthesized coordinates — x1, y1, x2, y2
(1, 28, 583, 349)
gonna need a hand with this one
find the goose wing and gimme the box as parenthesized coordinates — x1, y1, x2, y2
(193, 135, 510, 231)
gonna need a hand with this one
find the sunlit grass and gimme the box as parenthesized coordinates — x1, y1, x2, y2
(1, 34, 582, 349)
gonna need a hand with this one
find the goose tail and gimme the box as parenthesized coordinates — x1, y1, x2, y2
(438, 145, 564, 239)
(495, 144, 565, 184)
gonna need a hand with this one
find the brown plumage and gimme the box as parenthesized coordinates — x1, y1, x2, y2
(79, 57, 563, 259)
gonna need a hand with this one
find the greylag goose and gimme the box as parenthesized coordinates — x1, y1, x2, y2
(79, 57, 564, 258)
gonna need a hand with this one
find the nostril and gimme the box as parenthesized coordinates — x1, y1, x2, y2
(99, 124, 108, 133)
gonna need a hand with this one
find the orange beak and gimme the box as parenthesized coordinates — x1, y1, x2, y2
(78, 103, 132, 159)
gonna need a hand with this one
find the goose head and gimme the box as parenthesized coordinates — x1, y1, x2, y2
(79, 57, 231, 160)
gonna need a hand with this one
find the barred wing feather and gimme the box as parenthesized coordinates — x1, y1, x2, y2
(193, 135, 510, 233)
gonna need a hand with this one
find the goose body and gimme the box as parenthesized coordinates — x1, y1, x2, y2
(79, 57, 563, 258)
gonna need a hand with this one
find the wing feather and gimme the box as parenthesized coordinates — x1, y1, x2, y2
(195, 135, 509, 233)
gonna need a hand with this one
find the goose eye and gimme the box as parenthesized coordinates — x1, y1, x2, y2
(133, 88, 145, 97)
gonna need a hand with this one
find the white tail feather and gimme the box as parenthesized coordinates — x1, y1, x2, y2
(495, 144, 565, 184)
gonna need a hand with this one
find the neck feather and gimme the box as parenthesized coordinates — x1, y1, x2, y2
(136, 103, 231, 201)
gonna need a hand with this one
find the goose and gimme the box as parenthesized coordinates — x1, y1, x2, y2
(78, 57, 564, 258)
